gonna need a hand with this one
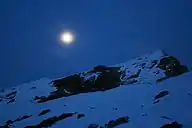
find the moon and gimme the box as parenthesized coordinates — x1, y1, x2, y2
(60, 32, 74, 44)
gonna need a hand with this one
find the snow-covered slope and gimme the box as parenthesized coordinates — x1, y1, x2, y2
(0, 50, 190, 128)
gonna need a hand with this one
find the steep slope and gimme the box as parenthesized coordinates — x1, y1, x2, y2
(0, 50, 190, 128)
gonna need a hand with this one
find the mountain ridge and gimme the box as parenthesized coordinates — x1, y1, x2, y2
(0, 50, 190, 128)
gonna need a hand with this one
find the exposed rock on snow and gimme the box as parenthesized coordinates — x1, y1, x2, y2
(0, 50, 190, 128)
(157, 56, 188, 78)
(155, 90, 169, 100)
(160, 121, 182, 128)
(33, 51, 188, 103)
(24, 113, 74, 128)
(1, 115, 32, 128)
(88, 116, 129, 128)
(38, 109, 51, 116)
(77, 114, 85, 119)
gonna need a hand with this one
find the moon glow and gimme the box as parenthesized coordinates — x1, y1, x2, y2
(60, 32, 74, 44)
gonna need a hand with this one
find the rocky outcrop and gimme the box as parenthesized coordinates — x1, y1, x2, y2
(153, 90, 169, 104)
(160, 121, 182, 128)
(34, 66, 121, 103)
(77, 114, 85, 119)
(38, 109, 51, 116)
(24, 113, 74, 128)
(155, 91, 169, 100)
(0, 50, 190, 128)
(1, 115, 32, 127)
(158, 56, 188, 77)
(0, 91, 17, 104)
(34, 53, 188, 103)
(88, 116, 129, 128)
(104, 116, 129, 128)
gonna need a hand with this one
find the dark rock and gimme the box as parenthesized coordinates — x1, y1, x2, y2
(161, 116, 173, 120)
(153, 100, 160, 104)
(24, 113, 74, 128)
(89, 106, 96, 110)
(53, 74, 83, 93)
(35, 66, 121, 103)
(34, 96, 41, 101)
(113, 108, 118, 110)
(7, 99, 15, 104)
(160, 121, 182, 128)
(137, 57, 142, 60)
(21, 115, 32, 120)
(24, 126, 36, 128)
(77, 114, 85, 119)
(88, 124, 99, 128)
(38, 109, 51, 116)
(112, 108, 118, 111)
(157, 77, 169, 83)
(58, 113, 74, 120)
(5, 91, 17, 99)
(1, 115, 32, 127)
(34, 74, 83, 103)
(142, 113, 147, 116)
(154, 70, 160, 74)
(155, 91, 169, 100)
(88, 116, 129, 128)
(6, 120, 13, 125)
(158, 56, 188, 77)
(105, 116, 129, 128)
(130, 69, 141, 79)
(178, 65, 188, 74)
(188, 93, 192, 96)
(141, 63, 146, 69)
(38, 116, 58, 127)
(14, 115, 32, 122)
(30, 87, 36, 90)
(94, 70, 121, 91)
(93, 65, 108, 72)
(150, 60, 158, 69)
(93, 65, 121, 73)
(0, 124, 9, 128)
(158, 56, 180, 70)
(33, 56, 187, 104)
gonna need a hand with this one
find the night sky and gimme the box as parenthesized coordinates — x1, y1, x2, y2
(1, 0, 192, 88)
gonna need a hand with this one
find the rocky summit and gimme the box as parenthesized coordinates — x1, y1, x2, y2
(0, 50, 191, 128)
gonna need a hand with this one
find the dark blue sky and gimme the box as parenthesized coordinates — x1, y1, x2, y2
(1, 0, 192, 88)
